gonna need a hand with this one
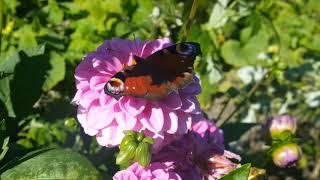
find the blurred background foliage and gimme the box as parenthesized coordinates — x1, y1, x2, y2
(0, 0, 319, 179)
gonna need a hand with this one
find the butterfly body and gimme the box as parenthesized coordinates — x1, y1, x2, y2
(104, 42, 201, 101)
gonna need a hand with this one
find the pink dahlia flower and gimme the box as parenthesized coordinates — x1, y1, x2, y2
(152, 116, 241, 180)
(113, 162, 182, 180)
(72, 38, 201, 151)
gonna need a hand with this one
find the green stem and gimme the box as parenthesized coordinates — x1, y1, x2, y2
(216, 71, 271, 127)
(216, 98, 230, 122)
(179, 0, 199, 42)
(0, 0, 3, 55)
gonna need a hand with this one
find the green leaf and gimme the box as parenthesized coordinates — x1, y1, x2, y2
(48, 0, 64, 24)
(0, 52, 21, 117)
(0, 72, 13, 79)
(15, 25, 38, 50)
(221, 29, 269, 67)
(221, 163, 251, 180)
(22, 44, 46, 57)
(0, 137, 9, 161)
(1, 149, 102, 180)
(42, 52, 66, 91)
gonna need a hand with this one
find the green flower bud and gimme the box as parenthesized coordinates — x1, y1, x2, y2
(142, 137, 154, 145)
(116, 142, 138, 165)
(137, 132, 145, 142)
(120, 135, 137, 150)
(135, 142, 152, 167)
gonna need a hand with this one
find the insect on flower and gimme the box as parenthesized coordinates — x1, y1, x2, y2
(104, 42, 201, 101)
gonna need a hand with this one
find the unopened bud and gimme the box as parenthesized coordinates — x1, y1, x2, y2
(272, 143, 302, 168)
(267, 115, 297, 139)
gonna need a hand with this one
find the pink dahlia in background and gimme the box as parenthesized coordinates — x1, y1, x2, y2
(146, 116, 241, 180)
(72, 38, 202, 151)
(113, 162, 181, 180)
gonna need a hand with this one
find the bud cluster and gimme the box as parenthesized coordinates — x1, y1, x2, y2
(116, 131, 154, 168)
(266, 115, 302, 168)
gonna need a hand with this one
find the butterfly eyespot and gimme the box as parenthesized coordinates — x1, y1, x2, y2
(175, 43, 194, 55)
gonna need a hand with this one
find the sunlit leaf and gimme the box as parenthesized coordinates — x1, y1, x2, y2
(1, 149, 102, 180)
(42, 52, 66, 91)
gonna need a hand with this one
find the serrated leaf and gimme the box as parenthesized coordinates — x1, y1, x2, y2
(221, 163, 251, 180)
(42, 52, 66, 91)
(1, 149, 102, 180)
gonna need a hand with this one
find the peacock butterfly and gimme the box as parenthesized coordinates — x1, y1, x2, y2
(104, 42, 201, 101)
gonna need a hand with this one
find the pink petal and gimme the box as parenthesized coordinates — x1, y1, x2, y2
(119, 97, 147, 118)
(162, 108, 179, 134)
(113, 170, 139, 180)
(96, 123, 125, 147)
(180, 95, 201, 114)
(89, 76, 108, 90)
(179, 76, 201, 95)
(87, 106, 114, 129)
(141, 39, 171, 58)
(176, 112, 192, 135)
(78, 89, 100, 108)
(104, 56, 123, 73)
(99, 91, 118, 107)
(114, 109, 138, 130)
(139, 104, 164, 133)
(76, 80, 89, 89)
(77, 109, 98, 136)
(160, 91, 182, 110)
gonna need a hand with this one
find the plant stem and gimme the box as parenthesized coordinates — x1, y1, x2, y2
(216, 71, 270, 127)
(0, 0, 3, 55)
(216, 98, 230, 121)
(179, 0, 199, 42)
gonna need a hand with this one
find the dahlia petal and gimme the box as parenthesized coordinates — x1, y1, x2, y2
(89, 76, 108, 90)
(160, 91, 182, 110)
(87, 106, 114, 129)
(119, 97, 147, 118)
(165, 110, 179, 134)
(179, 76, 201, 95)
(77, 109, 98, 136)
(140, 104, 164, 133)
(104, 56, 123, 73)
(115, 111, 137, 130)
(113, 170, 139, 180)
(141, 38, 171, 58)
(96, 123, 124, 147)
(78, 89, 100, 108)
(75, 80, 89, 89)
(99, 91, 118, 107)
(180, 95, 202, 114)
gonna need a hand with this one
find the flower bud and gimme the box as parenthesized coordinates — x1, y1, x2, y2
(116, 142, 138, 166)
(267, 115, 297, 139)
(135, 142, 152, 167)
(120, 135, 136, 150)
(272, 143, 302, 168)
